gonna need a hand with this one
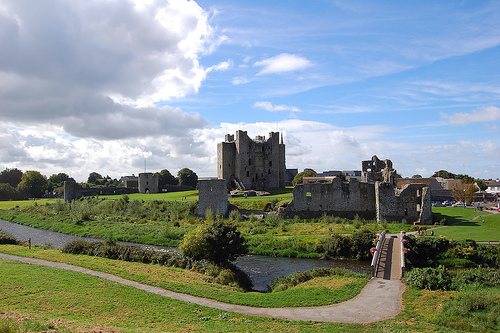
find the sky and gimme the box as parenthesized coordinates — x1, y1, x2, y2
(0, 0, 499, 182)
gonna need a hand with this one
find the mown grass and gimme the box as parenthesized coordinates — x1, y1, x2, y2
(0, 244, 368, 308)
(0, 199, 56, 210)
(1, 252, 481, 332)
(432, 207, 500, 241)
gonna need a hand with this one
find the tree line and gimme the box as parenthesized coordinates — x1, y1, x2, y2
(0, 167, 198, 200)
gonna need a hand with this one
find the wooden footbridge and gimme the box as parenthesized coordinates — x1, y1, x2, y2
(371, 231, 405, 280)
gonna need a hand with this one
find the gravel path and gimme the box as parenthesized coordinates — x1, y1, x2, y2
(0, 252, 405, 323)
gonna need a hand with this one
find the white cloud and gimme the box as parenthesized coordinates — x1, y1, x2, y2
(232, 76, 250, 85)
(254, 101, 301, 112)
(441, 106, 500, 125)
(253, 53, 312, 75)
(0, 0, 218, 139)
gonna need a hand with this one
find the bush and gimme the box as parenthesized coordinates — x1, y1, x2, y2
(0, 231, 21, 245)
(404, 235, 450, 267)
(61, 239, 252, 290)
(179, 219, 248, 264)
(403, 265, 453, 290)
(350, 229, 375, 260)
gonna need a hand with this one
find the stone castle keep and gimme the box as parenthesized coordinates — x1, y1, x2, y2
(217, 130, 286, 191)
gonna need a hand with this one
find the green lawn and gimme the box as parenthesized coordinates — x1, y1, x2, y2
(0, 245, 368, 308)
(0, 248, 458, 332)
(432, 207, 500, 241)
(0, 199, 56, 210)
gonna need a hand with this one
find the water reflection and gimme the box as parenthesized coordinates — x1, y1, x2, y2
(0, 219, 370, 291)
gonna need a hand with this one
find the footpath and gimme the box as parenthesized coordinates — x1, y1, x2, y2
(0, 253, 405, 324)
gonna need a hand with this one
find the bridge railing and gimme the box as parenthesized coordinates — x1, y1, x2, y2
(400, 231, 406, 277)
(371, 230, 386, 277)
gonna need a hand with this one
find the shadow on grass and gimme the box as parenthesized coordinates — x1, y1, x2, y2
(433, 212, 463, 225)
(455, 221, 481, 227)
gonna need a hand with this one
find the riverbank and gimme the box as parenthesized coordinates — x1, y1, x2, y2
(0, 244, 369, 308)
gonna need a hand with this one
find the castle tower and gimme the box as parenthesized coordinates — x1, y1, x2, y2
(217, 130, 286, 191)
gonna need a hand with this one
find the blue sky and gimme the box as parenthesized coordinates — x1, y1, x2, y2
(0, 0, 499, 181)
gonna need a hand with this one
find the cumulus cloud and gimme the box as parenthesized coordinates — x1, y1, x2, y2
(441, 106, 500, 125)
(0, 0, 219, 140)
(254, 101, 301, 112)
(254, 53, 312, 75)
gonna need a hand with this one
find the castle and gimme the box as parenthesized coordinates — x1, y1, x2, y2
(281, 155, 432, 224)
(217, 130, 286, 191)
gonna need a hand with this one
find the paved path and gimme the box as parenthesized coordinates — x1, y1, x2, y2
(0, 253, 405, 323)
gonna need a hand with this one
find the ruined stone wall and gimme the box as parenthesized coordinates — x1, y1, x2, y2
(198, 179, 229, 217)
(64, 181, 137, 202)
(64, 181, 82, 202)
(284, 178, 376, 219)
(217, 141, 235, 186)
(376, 182, 432, 224)
(138, 173, 159, 194)
(218, 130, 285, 191)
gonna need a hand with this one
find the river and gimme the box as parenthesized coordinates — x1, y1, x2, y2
(0, 219, 370, 291)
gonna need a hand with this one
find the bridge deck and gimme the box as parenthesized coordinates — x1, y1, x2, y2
(374, 236, 402, 280)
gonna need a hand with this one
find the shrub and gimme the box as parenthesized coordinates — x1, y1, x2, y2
(350, 229, 375, 260)
(404, 235, 450, 267)
(179, 219, 248, 264)
(403, 265, 453, 290)
(61, 239, 252, 290)
(0, 231, 21, 245)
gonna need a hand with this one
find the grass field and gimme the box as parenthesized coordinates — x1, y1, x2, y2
(431, 207, 500, 241)
(0, 245, 368, 308)
(0, 246, 458, 332)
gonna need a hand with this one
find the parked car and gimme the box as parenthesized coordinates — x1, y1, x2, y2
(453, 202, 465, 207)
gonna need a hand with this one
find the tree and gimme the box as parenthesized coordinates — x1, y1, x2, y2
(451, 180, 477, 203)
(177, 168, 198, 187)
(17, 171, 48, 198)
(48, 173, 75, 192)
(179, 219, 248, 264)
(432, 170, 456, 179)
(475, 179, 488, 192)
(0, 183, 20, 201)
(87, 172, 103, 185)
(412, 174, 422, 178)
(157, 169, 178, 186)
(0, 168, 23, 187)
(292, 170, 316, 186)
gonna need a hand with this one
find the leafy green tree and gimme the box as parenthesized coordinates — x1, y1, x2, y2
(17, 171, 48, 198)
(179, 219, 248, 264)
(0, 168, 23, 187)
(157, 169, 178, 186)
(48, 173, 75, 192)
(412, 174, 422, 178)
(0, 183, 20, 200)
(432, 170, 456, 179)
(475, 179, 488, 192)
(87, 172, 103, 185)
(292, 170, 316, 186)
(177, 168, 198, 187)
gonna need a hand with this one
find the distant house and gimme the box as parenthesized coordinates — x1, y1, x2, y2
(397, 177, 452, 202)
(485, 180, 500, 195)
(119, 175, 138, 188)
(317, 170, 362, 180)
(397, 178, 442, 191)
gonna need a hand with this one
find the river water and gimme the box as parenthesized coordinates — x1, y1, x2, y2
(0, 219, 370, 291)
